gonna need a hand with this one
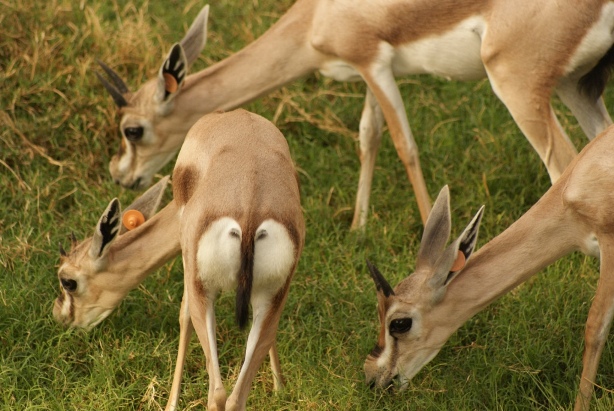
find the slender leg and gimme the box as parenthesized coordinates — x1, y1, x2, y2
(165, 283, 194, 411)
(555, 79, 612, 140)
(268, 341, 285, 391)
(351, 88, 385, 230)
(187, 280, 226, 411)
(485, 65, 578, 183)
(225, 285, 290, 411)
(359, 50, 431, 224)
(574, 236, 614, 411)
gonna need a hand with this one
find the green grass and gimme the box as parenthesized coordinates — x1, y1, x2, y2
(1, 0, 613, 409)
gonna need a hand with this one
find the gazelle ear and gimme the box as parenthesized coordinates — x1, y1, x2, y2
(155, 44, 188, 106)
(89, 199, 122, 259)
(119, 176, 170, 234)
(428, 204, 485, 297)
(416, 186, 452, 270)
(180, 4, 209, 66)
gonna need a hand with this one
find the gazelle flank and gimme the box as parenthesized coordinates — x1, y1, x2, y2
(98, 0, 614, 229)
(365, 124, 614, 411)
(53, 109, 304, 411)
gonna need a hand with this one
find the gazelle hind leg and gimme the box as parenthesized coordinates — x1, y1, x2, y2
(574, 235, 614, 411)
(269, 342, 284, 391)
(555, 79, 612, 140)
(225, 285, 290, 411)
(186, 281, 226, 410)
(482, 45, 578, 183)
(165, 284, 194, 411)
(226, 219, 297, 411)
(351, 88, 385, 230)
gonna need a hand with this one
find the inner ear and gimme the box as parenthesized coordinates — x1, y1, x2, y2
(449, 250, 466, 272)
(157, 44, 187, 103)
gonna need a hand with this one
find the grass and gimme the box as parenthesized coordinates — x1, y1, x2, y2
(1, 0, 613, 409)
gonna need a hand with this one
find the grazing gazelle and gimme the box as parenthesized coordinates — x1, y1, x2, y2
(98, 0, 614, 229)
(364, 125, 614, 410)
(53, 109, 305, 411)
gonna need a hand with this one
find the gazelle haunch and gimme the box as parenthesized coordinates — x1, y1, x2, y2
(365, 125, 614, 411)
(98, 1, 614, 229)
(54, 109, 305, 411)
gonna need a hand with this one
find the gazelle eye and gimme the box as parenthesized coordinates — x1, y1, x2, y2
(123, 127, 144, 142)
(61, 278, 77, 292)
(389, 318, 413, 335)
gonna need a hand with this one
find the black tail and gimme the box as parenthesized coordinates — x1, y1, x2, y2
(236, 233, 255, 329)
(578, 44, 614, 101)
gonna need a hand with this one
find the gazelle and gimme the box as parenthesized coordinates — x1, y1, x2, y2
(364, 124, 614, 410)
(98, 0, 614, 229)
(53, 109, 305, 411)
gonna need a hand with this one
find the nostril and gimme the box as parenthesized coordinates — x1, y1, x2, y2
(114, 179, 120, 185)
(369, 381, 376, 390)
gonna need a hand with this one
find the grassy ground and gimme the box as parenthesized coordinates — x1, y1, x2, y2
(1, 0, 613, 409)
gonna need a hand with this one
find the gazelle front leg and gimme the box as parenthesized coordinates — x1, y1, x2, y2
(351, 87, 385, 230)
(574, 235, 614, 411)
(226, 284, 290, 411)
(165, 283, 194, 411)
(358, 48, 431, 224)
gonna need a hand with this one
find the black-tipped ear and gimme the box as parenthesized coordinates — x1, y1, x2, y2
(156, 44, 187, 103)
(89, 199, 122, 259)
(366, 259, 395, 298)
(443, 205, 485, 283)
(96, 71, 128, 108)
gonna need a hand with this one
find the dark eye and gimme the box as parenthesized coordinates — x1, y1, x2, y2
(124, 127, 144, 142)
(61, 278, 77, 292)
(389, 318, 413, 335)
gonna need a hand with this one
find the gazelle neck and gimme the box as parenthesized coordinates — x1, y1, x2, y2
(443, 184, 580, 324)
(110, 200, 182, 289)
(174, 0, 322, 117)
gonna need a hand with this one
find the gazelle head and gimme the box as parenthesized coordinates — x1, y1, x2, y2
(97, 5, 209, 190)
(364, 186, 484, 389)
(53, 177, 170, 330)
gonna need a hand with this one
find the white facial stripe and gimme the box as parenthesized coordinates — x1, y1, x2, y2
(60, 292, 72, 320)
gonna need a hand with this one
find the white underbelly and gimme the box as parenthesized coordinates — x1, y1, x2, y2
(319, 15, 487, 82)
(392, 15, 487, 80)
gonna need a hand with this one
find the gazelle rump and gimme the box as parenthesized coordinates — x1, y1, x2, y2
(53, 109, 305, 411)
(98, 0, 614, 229)
(364, 125, 614, 410)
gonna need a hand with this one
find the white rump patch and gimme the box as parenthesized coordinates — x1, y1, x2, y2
(253, 219, 296, 292)
(197, 217, 242, 291)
